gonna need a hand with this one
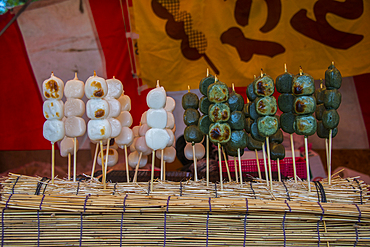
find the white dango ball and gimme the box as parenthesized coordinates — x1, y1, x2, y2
(139, 124, 150, 137)
(43, 120, 65, 143)
(65, 98, 85, 117)
(60, 137, 78, 157)
(145, 128, 170, 150)
(116, 126, 134, 147)
(128, 151, 148, 168)
(107, 99, 121, 118)
(146, 86, 166, 109)
(135, 136, 152, 155)
(97, 148, 118, 167)
(166, 129, 175, 147)
(164, 96, 176, 112)
(87, 119, 112, 141)
(85, 73, 107, 99)
(146, 108, 167, 129)
(106, 78, 123, 99)
(116, 111, 133, 127)
(65, 116, 86, 137)
(42, 73, 64, 100)
(108, 118, 122, 138)
(156, 146, 176, 163)
(166, 112, 175, 129)
(129, 137, 137, 152)
(86, 100, 109, 120)
(43, 100, 64, 120)
(118, 94, 131, 111)
(140, 111, 147, 124)
(184, 142, 205, 160)
(132, 126, 140, 137)
(64, 75, 84, 99)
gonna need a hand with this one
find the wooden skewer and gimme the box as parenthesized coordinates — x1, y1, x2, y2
(133, 152, 142, 183)
(73, 137, 77, 182)
(100, 141, 106, 189)
(237, 148, 243, 185)
(124, 145, 129, 183)
(105, 138, 111, 175)
(233, 157, 238, 183)
(290, 134, 297, 183)
(160, 149, 164, 181)
(255, 150, 262, 179)
(328, 129, 333, 185)
(266, 137, 273, 190)
(206, 135, 209, 187)
(192, 143, 198, 182)
(262, 143, 269, 187)
(277, 158, 281, 182)
(67, 153, 71, 180)
(221, 146, 231, 182)
(284, 63, 287, 73)
(206, 68, 209, 77)
(163, 161, 166, 181)
(156, 80, 160, 87)
(304, 137, 311, 192)
(217, 143, 223, 190)
(91, 143, 99, 179)
(150, 150, 155, 192)
(51, 143, 55, 184)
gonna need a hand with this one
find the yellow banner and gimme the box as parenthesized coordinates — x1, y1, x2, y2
(132, 0, 370, 91)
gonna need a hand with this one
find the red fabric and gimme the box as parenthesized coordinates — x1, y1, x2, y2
(88, 0, 149, 126)
(0, 12, 50, 150)
(353, 73, 370, 146)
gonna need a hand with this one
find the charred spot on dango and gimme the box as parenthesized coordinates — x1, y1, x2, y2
(295, 100, 305, 113)
(95, 109, 105, 118)
(256, 80, 266, 95)
(45, 80, 59, 98)
(91, 81, 104, 98)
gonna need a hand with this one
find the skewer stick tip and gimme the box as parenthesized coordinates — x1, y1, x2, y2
(187, 85, 190, 92)
(284, 63, 287, 73)
(206, 68, 209, 77)
(74, 72, 78, 80)
(232, 83, 235, 92)
(260, 69, 264, 77)
(156, 80, 160, 87)
(94, 70, 96, 76)
(299, 66, 303, 75)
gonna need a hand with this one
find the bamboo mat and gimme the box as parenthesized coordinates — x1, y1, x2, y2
(0, 193, 369, 246)
(1, 173, 369, 246)
(1, 173, 368, 204)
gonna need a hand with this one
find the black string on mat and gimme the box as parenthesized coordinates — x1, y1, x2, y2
(120, 194, 128, 247)
(79, 194, 90, 247)
(243, 198, 249, 247)
(42, 179, 51, 195)
(206, 197, 212, 247)
(179, 181, 183, 197)
(353, 178, 363, 205)
(163, 196, 171, 247)
(214, 183, 217, 198)
(11, 176, 20, 194)
(113, 182, 118, 195)
(37, 195, 46, 247)
(76, 180, 81, 195)
(281, 180, 290, 201)
(249, 181, 256, 199)
(317, 181, 327, 203)
(1, 194, 13, 247)
(282, 200, 291, 247)
(316, 201, 325, 246)
(35, 177, 48, 195)
(354, 204, 362, 247)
